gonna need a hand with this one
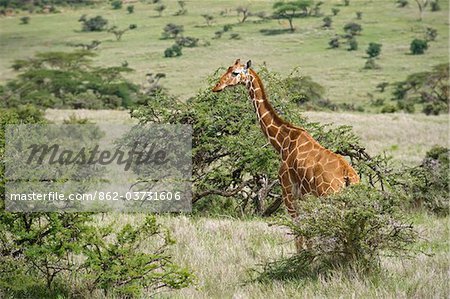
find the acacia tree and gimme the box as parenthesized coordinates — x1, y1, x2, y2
(272, 0, 313, 32)
(414, 0, 429, 21)
(236, 6, 250, 23)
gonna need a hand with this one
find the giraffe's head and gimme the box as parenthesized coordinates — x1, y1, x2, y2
(212, 59, 252, 92)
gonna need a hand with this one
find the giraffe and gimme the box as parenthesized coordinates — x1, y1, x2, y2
(212, 59, 360, 250)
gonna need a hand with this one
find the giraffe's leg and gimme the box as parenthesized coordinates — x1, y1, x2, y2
(279, 166, 304, 253)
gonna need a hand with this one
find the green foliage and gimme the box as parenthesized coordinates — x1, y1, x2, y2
(155, 3, 166, 16)
(366, 42, 382, 58)
(392, 63, 448, 115)
(343, 22, 362, 35)
(347, 37, 358, 51)
(174, 0, 187, 16)
(322, 16, 332, 28)
(356, 11, 362, 19)
(108, 24, 136, 41)
(256, 185, 417, 280)
(380, 104, 398, 113)
(394, 146, 449, 216)
(20, 16, 29, 24)
(162, 23, 184, 39)
(111, 0, 122, 9)
(79, 15, 108, 32)
(396, 0, 409, 7)
(331, 7, 340, 15)
(164, 44, 182, 57)
(425, 27, 437, 41)
(430, 0, 440, 11)
(175, 36, 199, 47)
(328, 36, 340, 48)
(126, 4, 134, 13)
(1, 51, 138, 109)
(410, 38, 428, 55)
(201, 13, 214, 26)
(272, 0, 313, 31)
(364, 58, 380, 70)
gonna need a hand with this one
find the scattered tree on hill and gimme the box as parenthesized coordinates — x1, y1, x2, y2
(155, 4, 166, 17)
(397, 0, 409, 7)
(174, 0, 187, 16)
(343, 22, 362, 35)
(236, 6, 250, 23)
(413, 0, 429, 21)
(127, 5, 134, 13)
(272, 0, 313, 32)
(322, 16, 332, 28)
(393, 63, 448, 115)
(331, 7, 340, 15)
(79, 15, 108, 32)
(108, 24, 137, 41)
(425, 27, 437, 41)
(328, 35, 340, 48)
(410, 38, 428, 54)
(176, 36, 199, 47)
(164, 44, 182, 57)
(201, 14, 214, 26)
(348, 37, 358, 51)
(356, 11, 362, 19)
(366, 42, 382, 58)
(20, 16, 30, 24)
(162, 23, 184, 39)
(430, 0, 440, 11)
(343, 0, 350, 6)
(111, 0, 122, 9)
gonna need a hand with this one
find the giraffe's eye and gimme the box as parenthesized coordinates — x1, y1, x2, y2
(231, 71, 240, 77)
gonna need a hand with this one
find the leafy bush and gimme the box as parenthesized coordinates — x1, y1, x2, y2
(328, 36, 340, 48)
(364, 58, 380, 70)
(343, 22, 362, 35)
(430, 0, 440, 11)
(366, 42, 382, 58)
(175, 36, 199, 47)
(380, 104, 398, 113)
(396, 0, 408, 7)
(162, 23, 184, 39)
(425, 27, 437, 41)
(331, 7, 340, 15)
(111, 0, 122, 9)
(322, 16, 332, 28)
(410, 38, 428, 55)
(392, 63, 448, 115)
(1, 51, 138, 109)
(79, 15, 108, 32)
(256, 185, 417, 280)
(356, 11, 362, 19)
(127, 4, 134, 13)
(348, 37, 358, 51)
(164, 44, 182, 57)
(20, 16, 29, 24)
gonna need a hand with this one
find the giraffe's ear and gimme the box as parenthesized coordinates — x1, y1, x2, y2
(234, 59, 241, 65)
(246, 60, 252, 69)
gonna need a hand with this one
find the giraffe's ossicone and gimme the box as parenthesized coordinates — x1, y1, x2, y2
(212, 59, 360, 250)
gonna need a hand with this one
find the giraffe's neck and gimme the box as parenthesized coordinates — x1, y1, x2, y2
(246, 69, 288, 153)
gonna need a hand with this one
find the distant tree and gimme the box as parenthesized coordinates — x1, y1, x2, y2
(356, 11, 362, 19)
(312, 1, 323, 16)
(343, 0, 350, 6)
(364, 58, 380, 69)
(79, 15, 108, 32)
(328, 36, 340, 48)
(111, 0, 122, 9)
(176, 36, 199, 47)
(396, 0, 409, 7)
(322, 16, 332, 28)
(108, 24, 137, 41)
(272, 0, 313, 32)
(127, 5, 134, 13)
(164, 44, 182, 57)
(430, 0, 440, 11)
(343, 22, 362, 35)
(366, 42, 382, 58)
(223, 24, 233, 32)
(410, 38, 428, 54)
(174, 1, 187, 16)
(155, 4, 166, 17)
(413, 0, 429, 21)
(20, 16, 30, 24)
(348, 37, 358, 51)
(331, 7, 340, 15)
(201, 14, 214, 26)
(162, 23, 184, 39)
(425, 27, 437, 41)
(236, 6, 250, 23)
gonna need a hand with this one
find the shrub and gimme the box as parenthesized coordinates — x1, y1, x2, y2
(396, 0, 408, 7)
(111, 0, 122, 9)
(344, 0, 350, 6)
(328, 36, 340, 48)
(425, 27, 437, 41)
(201, 14, 214, 26)
(256, 185, 417, 280)
(80, 15, 108, 32)
(381, 104, 398, 113)
(175, 36, 199, 47)
(430, 0, 440, 11)
(230, 33, 240, 40)
(331, 8, 340, 15)
(356, 11, 362, 19)
(162, 23, 184, 39)
(155, 4, 166, 17)
(164, 44, 182, 57)
(174, 0, 187, 16)
(343, 22, 362, 35)
(410, 38, 428, 55)
(322, 16, 332, 28)
(366, 42, 382, 58)
(364, 58, 380, 70)
(20, 16, 29, 24)
(348, 37, 358, 51)
(127, 5, 134, 13)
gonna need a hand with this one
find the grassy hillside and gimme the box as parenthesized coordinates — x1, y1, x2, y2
(1, 0, 448, 104)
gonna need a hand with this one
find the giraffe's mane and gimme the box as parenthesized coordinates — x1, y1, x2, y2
(249, 69, 306, 133)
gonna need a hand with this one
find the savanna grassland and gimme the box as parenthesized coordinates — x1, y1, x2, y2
(1, 0, 449, 298)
